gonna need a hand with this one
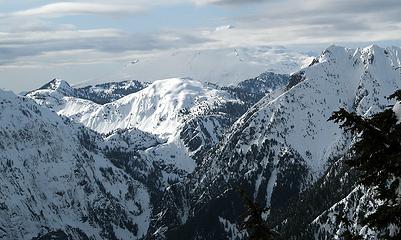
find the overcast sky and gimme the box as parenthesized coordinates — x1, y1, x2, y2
(1, 0, 401, 92)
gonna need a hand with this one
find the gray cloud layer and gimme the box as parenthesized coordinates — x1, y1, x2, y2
(0, 29, 212, 65)
(192, 0, 268, 5)
(0, 0, 401, 67)
(0, 2, 144, 18)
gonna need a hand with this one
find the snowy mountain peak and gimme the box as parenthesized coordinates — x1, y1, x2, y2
(84, 46, 312, 87)
(27, 78, 149, 107)
(74, 79, 148, 104)
(39, 78, 75, 95)
(131, 77, 221, 104)
(80, 77, 233, 137)
(317, 45, 353, 64)
(364, 43, 383, 52)
(318, 44, 401, 67)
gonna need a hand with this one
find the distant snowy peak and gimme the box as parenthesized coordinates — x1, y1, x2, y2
(237, 72, 290, 94)
(28, 72, 293, 137)
(28, 78, 148, 105)
(38, 78, 75, 95)
(84, 46, 313, 87)
(75, 78, 236, 137)
(29, 77, 238, 136)
(76, 80, 149, 104)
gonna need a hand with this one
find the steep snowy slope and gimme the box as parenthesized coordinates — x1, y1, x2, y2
(0, 89, 151, 240)
(309, 98, 401, 240)
(79, 46, 313, 87)
(311, 185, 380, 239)
(202, 44, 401, 199)
(160, 45, 401, 239)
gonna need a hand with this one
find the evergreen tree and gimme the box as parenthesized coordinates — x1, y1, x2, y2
(329, 90, 401, 239)
(237, 188, 277, 240)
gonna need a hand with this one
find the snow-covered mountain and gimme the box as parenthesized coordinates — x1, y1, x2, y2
(0, 89, 151, 240)
(155, 45, 401, 239)
(77, 46, 312, 87)
(71, 78, 236, 137)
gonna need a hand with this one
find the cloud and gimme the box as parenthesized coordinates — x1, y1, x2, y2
(0, 28, 122, 65)
(192, 0, 267, 5)
(0, 29, 123, 45)
(211, 0, 401, 46)
(0, 27, 212, 66)
(2, 2, 144, 18)
(1, 0, 401, 68)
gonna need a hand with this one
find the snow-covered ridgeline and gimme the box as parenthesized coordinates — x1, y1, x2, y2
(0, 89, 151, 239)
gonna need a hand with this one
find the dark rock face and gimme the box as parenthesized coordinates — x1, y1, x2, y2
(32, 229, 90, 240)
(270, 159, 359, 239)
(286, 71, 305, 90)
(157, 145, 311, 240)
